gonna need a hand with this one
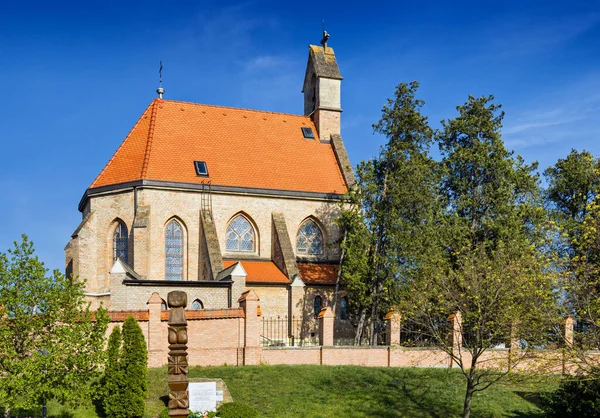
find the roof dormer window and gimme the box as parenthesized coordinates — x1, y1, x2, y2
(301, 127, 315, 139)
(194, 161, 209, 177)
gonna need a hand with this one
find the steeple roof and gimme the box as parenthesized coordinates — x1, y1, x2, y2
(89, 99, 349, 195)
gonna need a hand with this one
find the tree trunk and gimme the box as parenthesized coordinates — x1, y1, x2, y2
(332, 230, 347, 314)
(463, 377, 475, 418)
(354, 308, 367, 345)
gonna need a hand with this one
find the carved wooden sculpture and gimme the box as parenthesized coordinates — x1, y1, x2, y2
(167, 291, 189, 417)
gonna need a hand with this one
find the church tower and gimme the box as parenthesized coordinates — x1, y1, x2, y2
(302, 32, 343, 142)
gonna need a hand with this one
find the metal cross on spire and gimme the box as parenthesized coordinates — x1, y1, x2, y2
(320, 20, 330, 49)
(156, 60, 165, 99)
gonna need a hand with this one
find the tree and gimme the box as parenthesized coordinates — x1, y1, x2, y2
(100, 317, 147, 418)
(399, 95, 559, 418)
(121, 316, 148, 418)
(103, 326, 126, 418)
(544, 151, 600, 366)
(339, 81, 439, 344)
(0, 235, 109, 411)
(544, 149, 600, 256)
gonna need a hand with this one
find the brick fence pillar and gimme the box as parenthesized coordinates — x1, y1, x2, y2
(147, 292, 163, 355)
(448, 311, 462, 367)
(318, 307, 334, 346)
(385, 311, 401, 346)
(564, 316, 574, 347)
(563, 315, 575, 375)
(238, 290, 260, 365)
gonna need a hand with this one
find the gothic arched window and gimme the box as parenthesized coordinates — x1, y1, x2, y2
(161, 300, 167, 311)
(113, 221, 128, 264)
(165, 220, 184, 281)
(226, 215, 255, 252)
(191, 299, 204, 310)
(314, 295, 323, 319)
(297, 219, 324, 255)
(340, 297, 349, 320)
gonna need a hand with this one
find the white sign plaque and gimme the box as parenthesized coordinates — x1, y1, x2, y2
(189, 382, 217, 413)
(215, 390, 224, 401)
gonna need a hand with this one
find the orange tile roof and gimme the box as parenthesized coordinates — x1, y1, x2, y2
(90, 99, 348, 194)
(297, 263, 339, 285)
(223, 260, 290, 284)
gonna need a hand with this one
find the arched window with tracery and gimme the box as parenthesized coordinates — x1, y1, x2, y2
(113, 221, 128, 264)
(314, 295, 323, 319)
(340, 297, 349, 320)
(226, 215, 255, 252)
(165, 220, 184, 281)
(296, 219, 323, 255)
(191, 299, 204, 310)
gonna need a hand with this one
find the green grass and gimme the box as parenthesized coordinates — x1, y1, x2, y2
(47, 365, 560, 418)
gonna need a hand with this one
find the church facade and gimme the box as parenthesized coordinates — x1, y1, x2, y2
(65, 41, 355, 341)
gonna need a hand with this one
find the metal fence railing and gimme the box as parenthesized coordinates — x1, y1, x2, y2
(260, 316, 320, 347)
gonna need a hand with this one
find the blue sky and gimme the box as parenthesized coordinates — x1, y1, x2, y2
(0, 0, 599, 271)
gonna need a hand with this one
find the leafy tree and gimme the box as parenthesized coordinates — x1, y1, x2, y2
(121, 316, 148, 417)
(0, 235, 109, 411)
(399, 95, 559, 418)
(544, 151, 600, 364)
(544, 149, 600, 256)
(339, 81, 438, 344)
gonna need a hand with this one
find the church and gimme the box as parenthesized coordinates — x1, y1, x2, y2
(64, 36, 355, 343)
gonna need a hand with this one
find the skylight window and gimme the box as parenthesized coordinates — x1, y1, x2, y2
(301, 127, 315, 139)
(194, 161, 209, 177)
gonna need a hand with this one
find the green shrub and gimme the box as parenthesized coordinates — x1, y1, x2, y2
(159, 407, 170, 418)
(121, 316, 148, 418)
(543, 371, 600, 417)
(103, 326, 126, 417)
(216, 402, 259, 418)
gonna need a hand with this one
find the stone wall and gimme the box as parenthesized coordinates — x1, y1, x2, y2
(69, 187, 343, 311)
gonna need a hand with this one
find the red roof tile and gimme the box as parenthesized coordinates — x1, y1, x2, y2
(298, 263, 339, 285)
(223, 260, 290, 284)
(91, 99, 348, 194)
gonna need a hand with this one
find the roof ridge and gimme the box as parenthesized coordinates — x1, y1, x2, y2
(90, 99, 155, 188)
(160, 98, 312, 119)
(141, 99, 159, 179)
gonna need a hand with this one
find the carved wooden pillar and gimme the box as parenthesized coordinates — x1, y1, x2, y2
(167, 291, 189, 418)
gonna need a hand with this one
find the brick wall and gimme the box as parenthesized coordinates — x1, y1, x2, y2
(102, 295, 595, 374)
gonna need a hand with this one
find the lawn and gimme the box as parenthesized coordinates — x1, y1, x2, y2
(49, 365, 559, 418)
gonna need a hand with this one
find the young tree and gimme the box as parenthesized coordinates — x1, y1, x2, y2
(0, 235, 109, 411)
(339, 81, 439, 344)
(103, 326, 126, 418)
(400, 96, 559, 418)
(121, 316, 148, 418)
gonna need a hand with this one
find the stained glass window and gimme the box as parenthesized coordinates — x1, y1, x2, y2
(226, 215, 255, 252)
(340, 297, 349, 320)
(113, 221, 128, 264)
(314, 295, 322, 318)
(165, 220, 184, 280)
(191, 299, 204, 310)
(296, 219, 323, 255)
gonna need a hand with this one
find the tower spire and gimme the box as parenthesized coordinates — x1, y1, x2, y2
(156, 60, 165, 99)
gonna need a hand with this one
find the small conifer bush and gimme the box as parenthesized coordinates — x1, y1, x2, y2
(101, 317, 148, 418)
(543, 371, 600, 418)
(122, 316, 148, 418)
